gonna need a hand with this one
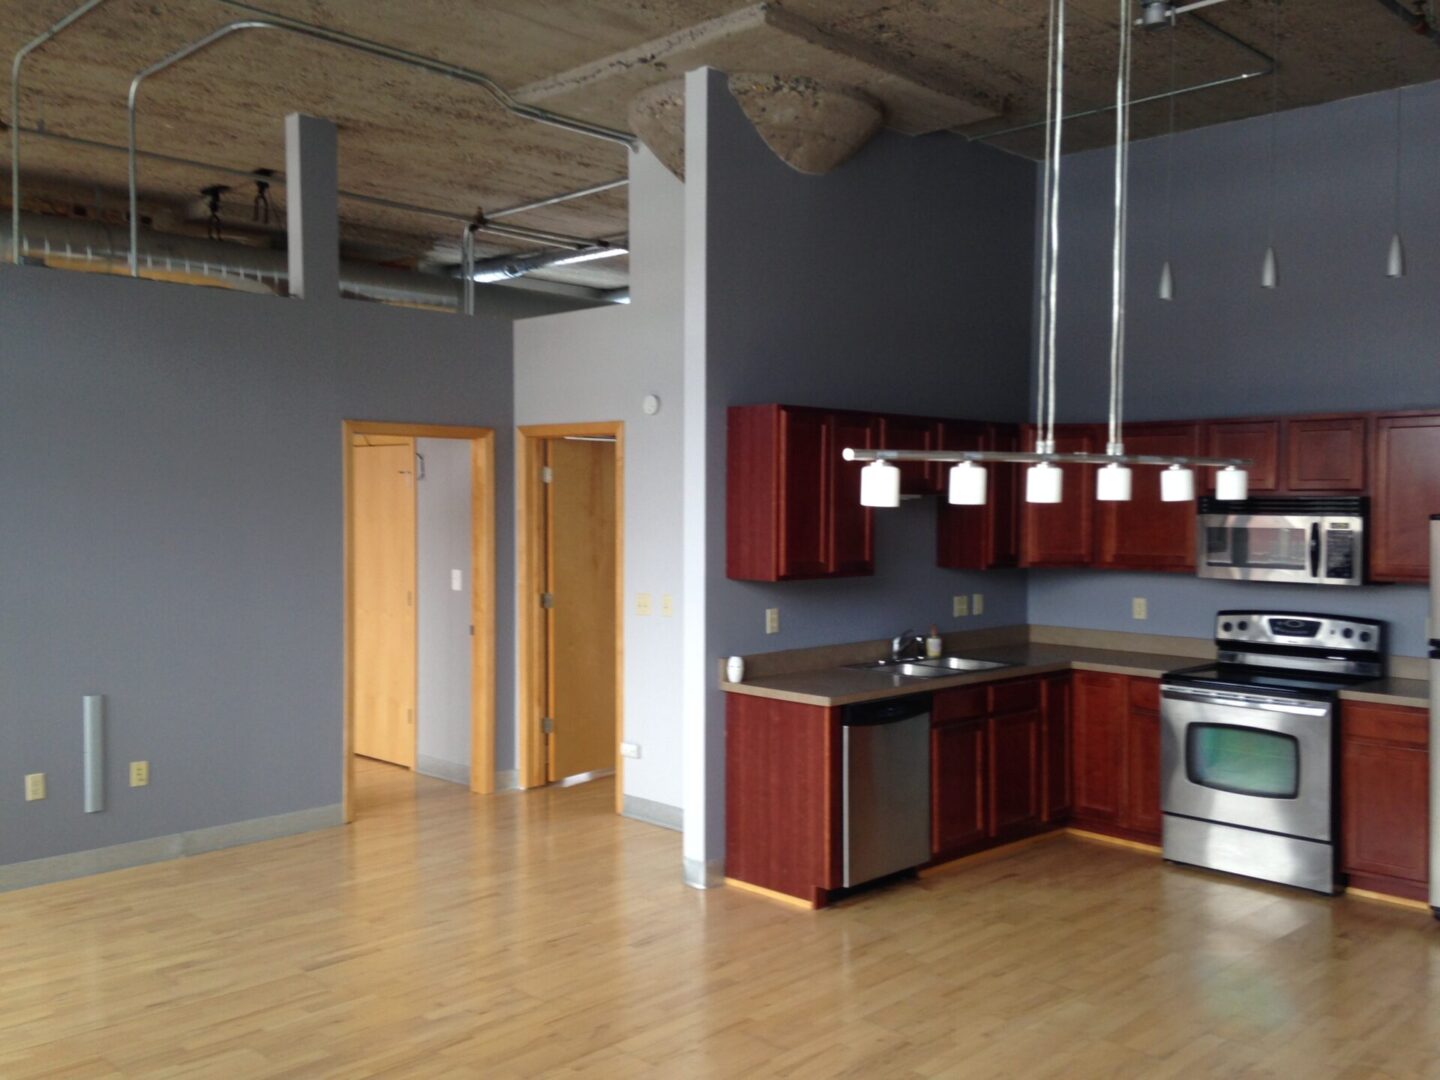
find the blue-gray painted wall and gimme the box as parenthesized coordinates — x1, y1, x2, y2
(0, 267, 515, 866)
(1030, 82, 1440, 656)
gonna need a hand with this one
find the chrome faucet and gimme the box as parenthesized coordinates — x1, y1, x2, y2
(890, 629, 925, 662)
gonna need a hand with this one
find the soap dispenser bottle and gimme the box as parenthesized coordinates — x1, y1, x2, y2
(925, 624, 943, 659)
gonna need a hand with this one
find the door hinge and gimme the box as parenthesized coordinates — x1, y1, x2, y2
(540, 592, 555, 609)
(541, 716, 555, 735)
(469, 624, 475, 636)
(540, 465, 553, 484)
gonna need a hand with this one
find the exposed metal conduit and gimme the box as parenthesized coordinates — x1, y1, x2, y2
(1373, 0, 1440, 44)
(973, 13, 1276, 143)
(487, 178, 630, 221)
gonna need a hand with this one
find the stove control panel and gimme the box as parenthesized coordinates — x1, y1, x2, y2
(1215, 611, 1383, 652)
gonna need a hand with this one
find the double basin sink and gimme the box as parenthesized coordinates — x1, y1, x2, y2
(844, 655, 1015, 680)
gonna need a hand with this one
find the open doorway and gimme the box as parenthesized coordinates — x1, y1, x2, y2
(342, 421, 496, 822)
(517, 422, 624, 812)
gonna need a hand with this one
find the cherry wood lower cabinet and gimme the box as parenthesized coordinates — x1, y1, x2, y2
(1070, 671, 1163, 845)
(1340, 701, 1430, 902)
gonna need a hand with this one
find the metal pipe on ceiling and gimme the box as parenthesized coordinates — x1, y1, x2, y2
(1372, 0, 1440, 44)
(486, 178, 630, 221)
(973, 13, 1276, 144)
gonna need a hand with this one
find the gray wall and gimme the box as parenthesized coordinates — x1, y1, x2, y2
(683, 68, 1038, 873)
(514, 147, 687, 811)
(1031, 81, 1440, 655)
(0, 268, 514, 866)
(416, 437, 474, 783)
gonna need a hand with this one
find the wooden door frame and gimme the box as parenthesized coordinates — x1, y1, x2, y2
(343, 420, 497, 823)
(517, 421, 625, 811)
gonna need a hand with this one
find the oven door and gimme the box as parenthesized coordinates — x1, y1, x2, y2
(1197, 513, 1321, 584)
(1161, 685, 1333, 841)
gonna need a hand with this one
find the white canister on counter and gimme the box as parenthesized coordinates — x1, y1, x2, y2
(726, 655, 746, 683)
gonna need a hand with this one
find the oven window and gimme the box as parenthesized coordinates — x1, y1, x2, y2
(1186, 723, 1300, 799)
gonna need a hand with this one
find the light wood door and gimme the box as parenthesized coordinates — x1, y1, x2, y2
(353, 440, 417, 767)
(546, 438, 617, 781)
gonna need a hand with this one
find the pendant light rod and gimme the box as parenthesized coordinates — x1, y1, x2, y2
(1106, 0, 1135, 455)
(1036, 0, 1066, 453)
(844, 448, 1252, 469)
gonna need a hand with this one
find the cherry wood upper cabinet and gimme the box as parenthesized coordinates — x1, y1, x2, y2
(879, 414, 942, 495)
(1340, 701, 1428, 901)
(1019, 423, 1103, 568)
(1371, 412, 1440, 583)
(727, 405, 875, 582)
(936, 422, 1021, 570)
(1284, 415, 1368, 493)
(1204, 418, 1281, 493)
(1094, 422, 1201, 572)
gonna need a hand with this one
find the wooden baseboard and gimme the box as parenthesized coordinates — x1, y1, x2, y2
(1345, 886, 1432, 913)
(1066, 827, 1163, 854)
(723, 877, 817, 910)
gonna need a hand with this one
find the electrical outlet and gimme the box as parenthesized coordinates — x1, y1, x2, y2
(765, 607, 780, 635)
(972, 593, 985, 616)
(1132, 597, 1148, 620)
(636, 592, 652, 616)
(620, 742, 641, 760)
(953, 594, 970, 617)
(24, 773, 46, 802)
(129, 761, 150, 788)
(450, 568, 463, 592)
(661, 594, 674, 617)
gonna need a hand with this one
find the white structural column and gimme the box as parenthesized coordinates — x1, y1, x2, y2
(284, 113, 339, 301)
(680, 67, 724, 889)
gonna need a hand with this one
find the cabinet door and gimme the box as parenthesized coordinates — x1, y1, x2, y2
(1122, 707, 1163, 842)
(1204, 419, 1280, 493)
(828, 412, 876, 576)
(1071, 672, 1126, 826)
(1041, 675, 1072, 823)
(1095, 422, 1201, 572)
(935, 423, 1020, 570)
(986, 424, 1022, 569)
(1371, 413, 1440, 582)
(990, 709, 1043, 840)
(1020, 424, 1101, 567)
(932, 720, 987, 856)
(777, 407, 831, 579)
(1284, 415, 1367, 493)
(1342, 739, 1428, 888)
(880, 414, 942, 495)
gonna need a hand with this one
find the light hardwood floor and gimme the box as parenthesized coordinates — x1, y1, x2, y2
(4, 761, 1440, 1079)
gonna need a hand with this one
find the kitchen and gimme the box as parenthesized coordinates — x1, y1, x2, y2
(699, 3, 1439, 921)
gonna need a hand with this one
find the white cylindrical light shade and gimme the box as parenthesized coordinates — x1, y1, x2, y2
(1161, 465, 1195, 502)
(859, 460, 901, 507)
(948, 462, 988, 505)
(1215, 466, 1249, 501)
(1025, 462, 1063, 504)
(1096, 463, 1133, 502)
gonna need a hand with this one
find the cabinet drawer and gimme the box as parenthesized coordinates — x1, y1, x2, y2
(933, 686, 986, 725)
(1128, 677, 1160, 714)
(1343, 702, 1427, 748)
(989, 678, 1041, 715)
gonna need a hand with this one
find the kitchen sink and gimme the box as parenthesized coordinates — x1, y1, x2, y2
(844, 656, 1015, 678)
(911, 656, 1015, 672)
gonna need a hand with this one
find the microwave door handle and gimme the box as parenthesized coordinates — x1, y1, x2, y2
(1309, 522, 1320, 578)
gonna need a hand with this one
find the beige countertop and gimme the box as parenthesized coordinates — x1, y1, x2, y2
(721, 643, 1431, 710)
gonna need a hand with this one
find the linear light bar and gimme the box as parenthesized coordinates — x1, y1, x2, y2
(549, 245, 628, 267)
(842, 447, 1252, 469)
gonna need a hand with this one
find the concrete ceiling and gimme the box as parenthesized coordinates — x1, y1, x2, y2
(1, 0, 1436, 291)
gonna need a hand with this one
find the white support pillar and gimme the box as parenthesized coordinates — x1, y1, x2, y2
(284, 113, 339, 302)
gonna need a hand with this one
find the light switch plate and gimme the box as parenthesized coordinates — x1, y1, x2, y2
(972, 593, 985, 616)
(953, 595, 969, 617)
(620, 742, 641, 760)
(636, 592, 652, 616)
(450, 568, 463, 592)
(1132, 597, 1148, 620)
(129, 761, 150, 788)
(661, 594, 674, 617)
(765, 608, 780, 635)
(24, 773, 45, 802)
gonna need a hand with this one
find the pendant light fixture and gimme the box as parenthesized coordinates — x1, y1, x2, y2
(1158, 16, 1177, 302)
(1388, 84, 1407, 279)
(842, 0, 1251, 500)
(1098, 0, 1135, 503)
(1260, 0, 1281, 290)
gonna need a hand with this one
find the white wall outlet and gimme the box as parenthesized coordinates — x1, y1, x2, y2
(620, 742, 642, 760)
(661, 594, 674, 617)
(1132, 597, 1149, 620)
(450, 568, 463, 592)
(25, 773, 46, 802)
(953, 594, 970, 617)
(765, 607, 780, 635)
(636, 592, 652, 616)
(129, 761, 150, 788)
(972, 593, 985, 616)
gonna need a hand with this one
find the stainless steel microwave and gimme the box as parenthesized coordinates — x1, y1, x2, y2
(1196, 497, 1366, 586)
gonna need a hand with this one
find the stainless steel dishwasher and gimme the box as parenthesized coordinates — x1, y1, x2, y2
(842, 695, 932, 888)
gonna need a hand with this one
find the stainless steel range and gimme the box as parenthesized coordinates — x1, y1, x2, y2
(1161, 611, 1385, 895)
